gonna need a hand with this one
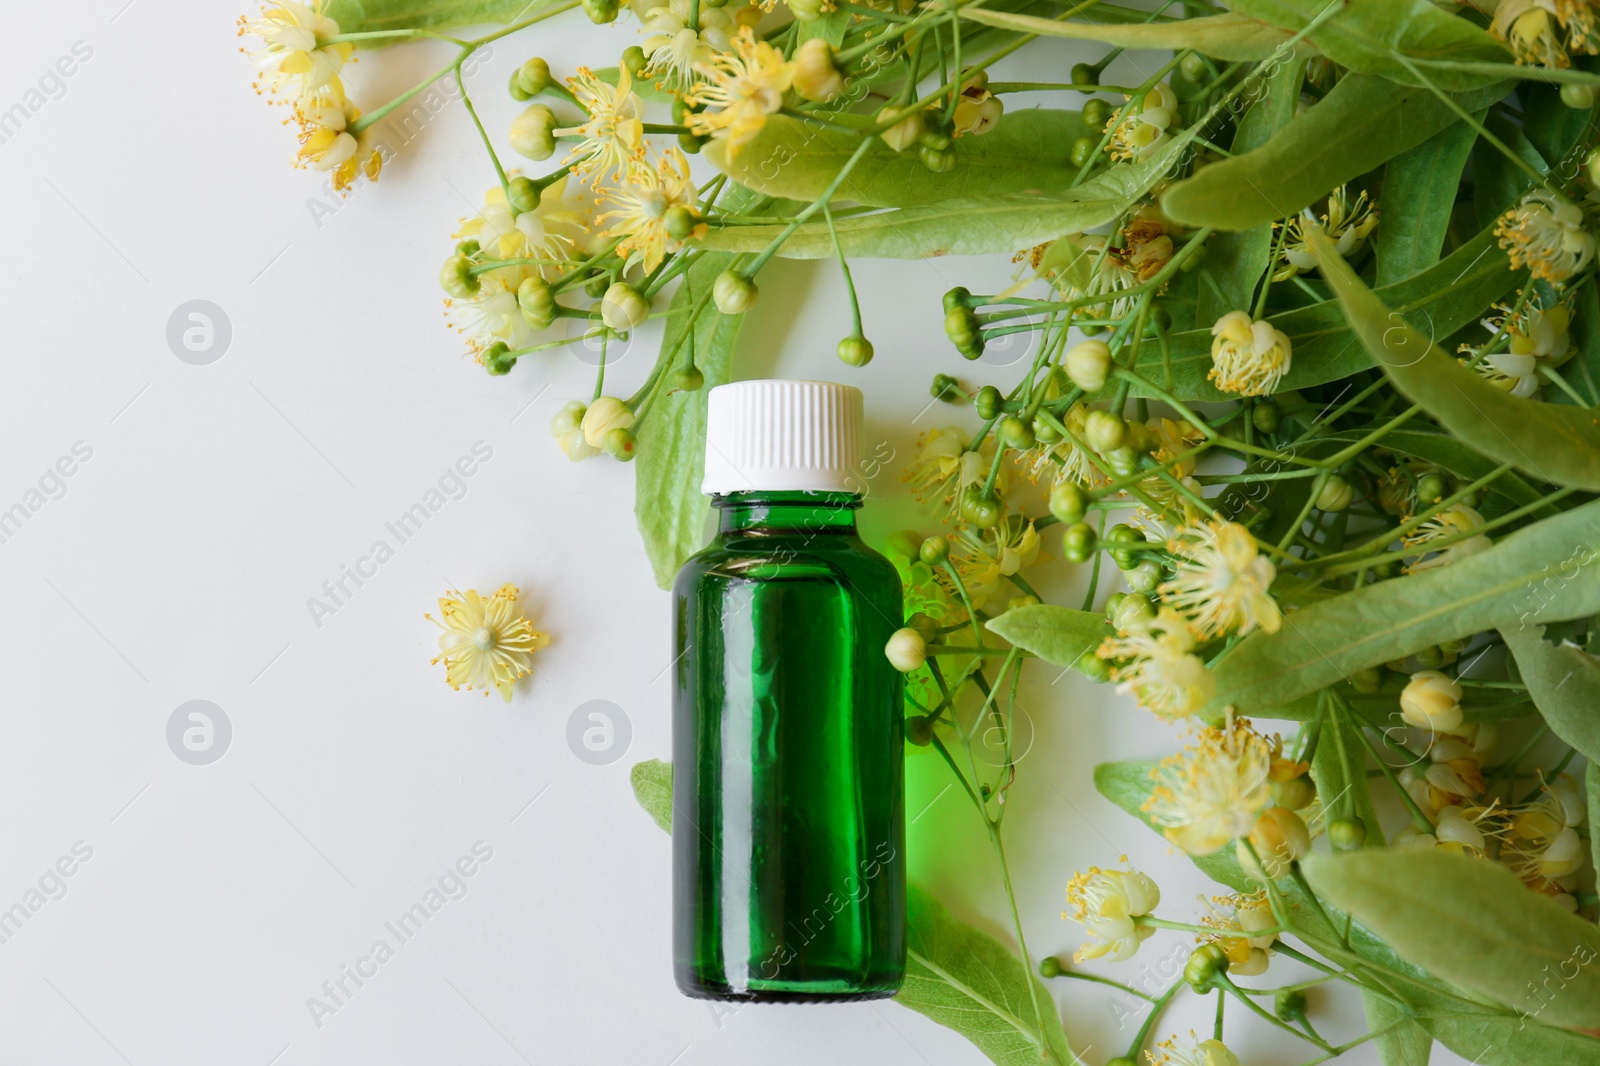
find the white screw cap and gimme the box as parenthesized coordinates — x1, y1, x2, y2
(701, 379, 863, 495)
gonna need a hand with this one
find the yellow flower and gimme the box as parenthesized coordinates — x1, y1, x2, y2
(597, 147, 705, 272)
(1063, 861, 1160, 963)
(1402, 504, 1492, 572)
(638, 0, 739, 88)
(1039, 235, 1142, 321)
(686, 28, 794, 158)
(1105, 82, 1179, 162)
(1149, 1035, 1241, 1066)
(1491, 0, 1599, 65)
(428, 585, 549, 701)
(556, 67, 646, 181)
(1496, 189, 1595, 282)
(1027, 402, 1111, 488)
(1275, 185, 1379, 280)
(903, 426, 1003, 517)
(949, 519, 1039, 609)
(1503, 774, 1587, 894)
(952, 72, 1003, 136)
(1200, 892, 1276, 976)
(1098, 607, 1215, 720)
(1208, 310, 1293, 396)
(292, 88, 382, 191)
(1143, 713, 1273, 855)
(241, 0, 353, 101)
(1160, 519, 1282, 639)
(454, 177, 586, 284)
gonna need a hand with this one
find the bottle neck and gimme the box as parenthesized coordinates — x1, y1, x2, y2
(712, 491, 861, 534)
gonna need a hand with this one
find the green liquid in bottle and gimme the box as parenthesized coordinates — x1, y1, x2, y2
(672, 491, 906, 1001)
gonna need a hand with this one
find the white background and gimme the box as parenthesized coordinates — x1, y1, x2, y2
(0, 3, 1467, 1064)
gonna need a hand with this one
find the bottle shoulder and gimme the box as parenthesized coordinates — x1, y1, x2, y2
(674, 533, 901, 597)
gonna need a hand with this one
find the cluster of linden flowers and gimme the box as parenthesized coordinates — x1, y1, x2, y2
(1389, 671, 1589, 907)
(1460, 289, 1579, 399)
(1490, 0, 1600, 71)
(239, 1, 384, 191)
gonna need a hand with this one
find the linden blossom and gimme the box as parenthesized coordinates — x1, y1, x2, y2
(305, 441, 494, 628)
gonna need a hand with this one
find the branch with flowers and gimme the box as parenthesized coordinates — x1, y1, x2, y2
(243, 0, 1600, 1061)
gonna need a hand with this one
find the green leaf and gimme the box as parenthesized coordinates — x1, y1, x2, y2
(899, 886, 1077, 1066)
(1501, 624, 1600, 762)
(1099, 761, 1600, 1064)
(1472, 114, 1545, 229)
(1588, 761, 1600, 880)
(1130, 224, 1515, 400)
(1309, 226, 1600, 491)
(325, 0, 558, 34)
(1365, 993, 1434, 1066)
(1317, 429, 1554, 515)
(1203, 498, 1600, 717)
(698, 128, 1200, 258)
(1161, 74, 1513, 231)
(1197, 58, 1305, 323)
(634, 253, 745, 587)
(1303, 849, 1600, 1031)
(1222, 0, 1508, 90)
(630, 759, 673, 834)
(709, 110, 1094, 209)
(956, 8, 1301, 60)
(985, 604, 1112, 667)
(1374, 119, 1477, 286)
(1310, 704, 1388, 845)
(796, 6, 851, 47)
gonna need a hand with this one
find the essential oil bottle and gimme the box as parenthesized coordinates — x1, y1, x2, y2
(671, 379, 906, 1002)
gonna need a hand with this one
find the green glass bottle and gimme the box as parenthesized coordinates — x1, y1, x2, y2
(672, 380, 906, 1002)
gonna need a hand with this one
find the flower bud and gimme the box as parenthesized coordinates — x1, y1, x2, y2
(512, 57, 552, 98)
(440, 255, 480, 299)
(1078, 650, 1112, 681)
(943, 286, 972, 312)
(1062, 522, 1096, 563)
(1562, 82, 1598, 109)
(603, 426, 637, 461)
(1080, 97, 1110, 131)
(518, 276, 557, 329)
(581, 395, 636, 448)
(1071, 63, 1099, 87)
(960, 485, 1002, 529)
(1124, 420, 1156, 455)
(998, 416, 1034, 449)
(789, 0, 826, 18)
(663, 205, 698, 241)
(1275, 988, 1308, 1023)
(906, 714, 935, 745)
(1111, 592, 1154, 630)
(1328, 816, 1367, 851)
(878, 105, 925, 151)
(1049, 482, 1088, 525)
(919, 535, 949, 564)
(713, 270, 759, 314)
(1399, 670, 1463, 732)
(507, 176, 540, 213)
(974, 385, 1002, 421)
(945, 306, 983, 358)
(931, 373, 962, 401)
(1068, 136, 1099, 169)
(1251, 399, 1281, 434)
(1066, 339, 1112, 392)
(1084, 410, 1127, 453)
(1415, 472, 1448, 505)
(1184, 944, 1229, 990)
(793, 38, 844, 101)
(510, 104, 558, 160)
(1038, 956, 1061, 978)
(551, 400, 599, 461)
(481, 342, 516, 376)
(837, 335, 874, 367)
(885, 627, 927, 672)
(600, 282, 650, 331)
(1125, 558, 1161, 593)
(621, 45, 647, 76)
(1315, 474, 1354, 512)
(673, 363, 705, 392)
(1272, 774, 1316, 811)
(583, 0, 619, 23)
(1241, 808, 1311, 880)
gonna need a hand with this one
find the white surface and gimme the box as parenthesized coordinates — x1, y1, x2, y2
(0, 4, 1463, 1064)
